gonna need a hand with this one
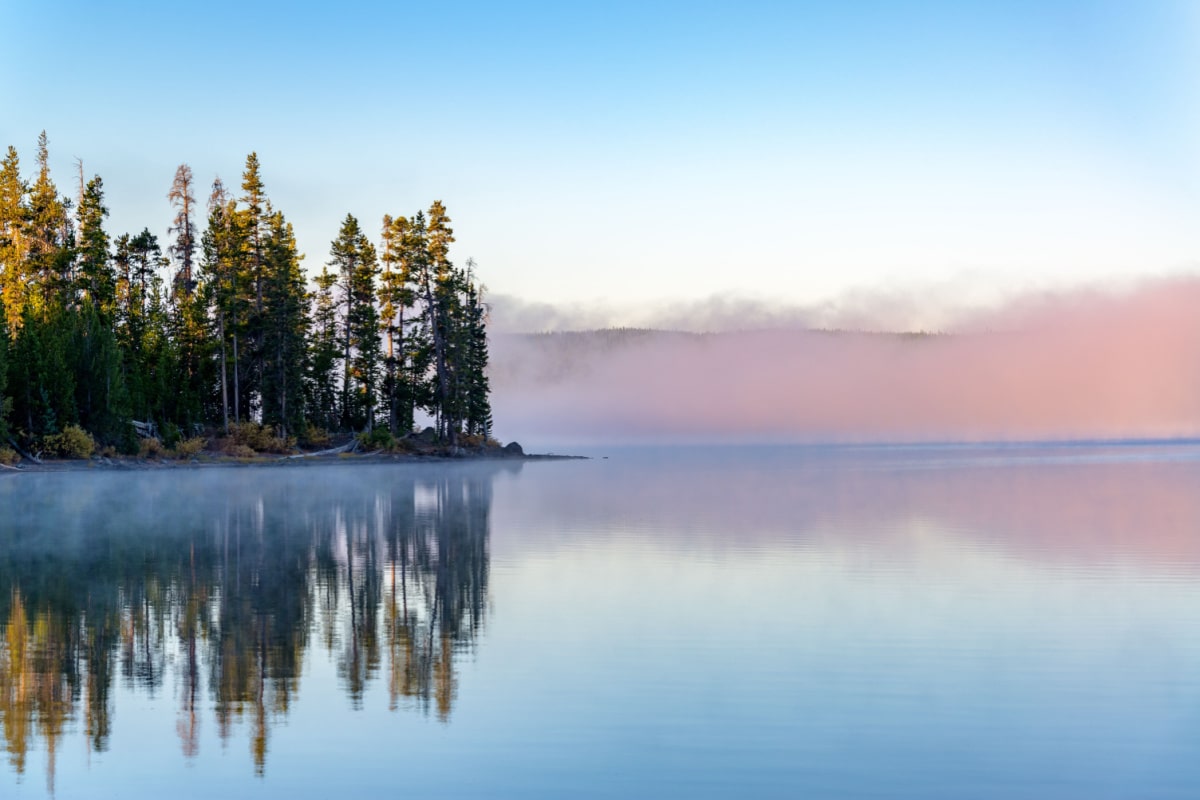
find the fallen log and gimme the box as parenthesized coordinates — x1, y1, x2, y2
(6, 437, 41, 465)
(279, 439, 360, 459)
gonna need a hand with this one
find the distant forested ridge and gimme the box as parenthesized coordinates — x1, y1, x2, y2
(0, 133, 491, 457)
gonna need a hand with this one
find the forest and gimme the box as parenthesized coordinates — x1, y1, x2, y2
(0, 132, 492, 461)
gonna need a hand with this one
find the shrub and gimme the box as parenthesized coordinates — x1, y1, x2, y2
(45, 425, 96, 459)
(299, 425, 332, 449)
(0, 447, 19, 467)
(172, 437, 207, 459)
(228, 422, 294, 454)
(357, 427, 395, 451)
(138, 438, 167, 458)
(224, 443, 257, 459)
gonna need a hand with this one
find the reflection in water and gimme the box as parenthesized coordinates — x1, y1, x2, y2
(0, 464, 500, 787)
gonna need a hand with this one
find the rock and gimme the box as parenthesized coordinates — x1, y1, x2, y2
(503, 441, 524, 457)
(415, 426, 439, 444)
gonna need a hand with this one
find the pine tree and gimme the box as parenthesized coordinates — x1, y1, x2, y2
(0, 313, 9, 440)
(260, 210, 308, 437)
(425, 202, 456, 441)
(0, 146, 29, 332)
(75, 176, 114, 311)
(26, 131, 73, 313)
(328, 214, 380, 431)
(462, 261, 492, 438)
(168, 165, 198, 298)
(239, 153, 268, 419)
(70, 176, 126, 440)
(168, 164, 207, 432)
(307, 265, 341, 432)
(201, 178, 245, 430)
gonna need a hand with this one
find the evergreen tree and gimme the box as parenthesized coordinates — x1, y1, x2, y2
(201, 178, 245, 430)
(75, 175, 114, 311)
(168, 164, 207, 432)
(167, 165, 198, 298)
(0, 314, 9, 440)
(70, 176, 126, 439)
(461, 261, 492, 438)
(328, 214, 380, 431)
(0, 146, 29, 332)
(259, 210, 308, 437)
(239, 153, 268, 419)
(307, 266, 341, 432)
(26, 131, 73, 313)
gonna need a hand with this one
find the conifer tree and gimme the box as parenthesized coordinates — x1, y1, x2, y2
(0, 314, 9, 440)
(26, 131, 73, 313)
(260, 210, 308, 437)
(328, 214, 380, 430)
(425, 202, 456, 441)
(307, 266, 341, 432)
(75, 176, 113, 311)
(168, 164, 207, 431)
(0, 146, 28, 332)
(201, 179, 244, 430)
(168, 165, 197, 298)
(239, 153, 269, 418)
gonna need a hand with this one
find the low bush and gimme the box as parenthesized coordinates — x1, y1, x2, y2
(224, 443, 257, 459)
(299, 425, 332, 449)
(44, 425, 96, 459)
(138, 438, 168, 458)
(172, 437, 207, 459)
(357, 427, 395, 451)
(228, 422, 294, 454)
(0, 447, 19, 466)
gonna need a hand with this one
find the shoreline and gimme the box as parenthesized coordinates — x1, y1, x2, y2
(0, 450, 586, 474)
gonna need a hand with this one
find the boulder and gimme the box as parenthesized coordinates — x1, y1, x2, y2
(503, 441, 524, 457)
(411, 426, 438, 444)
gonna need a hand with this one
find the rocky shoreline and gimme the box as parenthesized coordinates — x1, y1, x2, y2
(1, 436, 585, 473)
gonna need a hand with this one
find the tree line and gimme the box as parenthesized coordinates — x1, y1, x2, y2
(0, 133, 491, 455)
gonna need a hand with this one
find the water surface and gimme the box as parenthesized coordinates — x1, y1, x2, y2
(2, 445, 1200, 798)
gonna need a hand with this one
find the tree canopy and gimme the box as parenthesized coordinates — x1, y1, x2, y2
(0, 134, 492, 457)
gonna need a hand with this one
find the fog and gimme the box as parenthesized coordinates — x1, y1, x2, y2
(489, 277, 1200, 446)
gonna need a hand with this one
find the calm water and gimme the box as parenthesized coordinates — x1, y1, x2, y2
(2, 444, 1200, 798)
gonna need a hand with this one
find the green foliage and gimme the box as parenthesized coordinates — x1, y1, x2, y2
(357, 426, 395, 450)
(0, 139, 494, 456)
(44, 424, 96, 459)
(0, 446, 18, 466)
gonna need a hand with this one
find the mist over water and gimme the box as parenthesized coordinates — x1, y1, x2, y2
(4, 448, 1200, 798)
(489, 277, 1200, 446)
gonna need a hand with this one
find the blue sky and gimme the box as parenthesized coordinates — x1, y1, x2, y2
(3, 1, 1199, 320)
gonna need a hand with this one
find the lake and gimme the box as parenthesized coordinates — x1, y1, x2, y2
(2, 444, 1200, 798)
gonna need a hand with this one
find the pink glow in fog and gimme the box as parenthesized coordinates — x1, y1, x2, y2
(489, 278, 1200, 443)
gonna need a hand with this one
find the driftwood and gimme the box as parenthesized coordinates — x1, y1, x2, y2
(280, 439, 360, 460)
(0, 461, 21, 471)
(131, 420, 159, 439)
(6, 437, 40, 465)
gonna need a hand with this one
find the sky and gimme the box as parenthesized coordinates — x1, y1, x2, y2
(3, 0, 1200, 326)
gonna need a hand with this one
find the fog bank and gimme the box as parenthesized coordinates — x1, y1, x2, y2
(489, 277, 1200, 445)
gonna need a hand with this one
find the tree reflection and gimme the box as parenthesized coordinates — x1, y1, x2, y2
(0, 464, 502, 786)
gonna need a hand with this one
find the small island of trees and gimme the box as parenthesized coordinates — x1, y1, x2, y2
(0, 133, 493, 463)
